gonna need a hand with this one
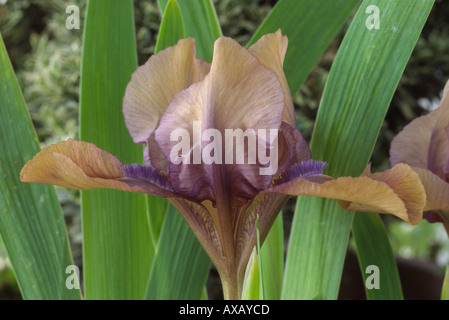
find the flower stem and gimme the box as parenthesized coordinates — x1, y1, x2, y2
(212, 165, 242, 300)
(220, 266, 241, 300)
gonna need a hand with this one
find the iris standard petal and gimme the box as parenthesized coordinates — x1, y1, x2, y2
(445, 125, 449, 176)
(123, 37, 210, 145)
(262, 163, 425, 225)
(204, 36, 285, 135)
(154, 80, 213, 202)
(144, 133, 170, 174)
(390, 79, 449, 178)
(248, 29, 296, 127)
(428, 99, 449, 177)
(411, 167, 449, 212)
(390, 109, 440, 169)
(411, 167, 449, 233)
(155, 36, 285, 204)
(20, 140, 175, 198)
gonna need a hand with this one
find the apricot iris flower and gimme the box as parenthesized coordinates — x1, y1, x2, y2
(390, 80, 449, 235)
(21, 31, 426, 299)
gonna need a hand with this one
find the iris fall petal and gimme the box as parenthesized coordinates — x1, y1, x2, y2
(263, 163, 425, 225)
(20, 140, 175, 198)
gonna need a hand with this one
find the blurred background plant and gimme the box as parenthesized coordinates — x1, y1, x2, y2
(0, 0, 448, 299)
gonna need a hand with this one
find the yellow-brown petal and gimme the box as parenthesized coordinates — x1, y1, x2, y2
(248, 30, 296, 127)
(206, 36, 285, 132)
(123, 38, 210, 145)
(342, 164, 426, 225)
(20, 140, 175, 197)
(262, 163, 426, 225)
(156, 36, 285, 158)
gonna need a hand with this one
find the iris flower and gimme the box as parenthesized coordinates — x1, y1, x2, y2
(390, 80, 449, 235)
(21, 31, 426, 299)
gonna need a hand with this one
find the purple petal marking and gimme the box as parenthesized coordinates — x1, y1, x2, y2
(277, 159, 327, 185)
(121, 164, 174, 191)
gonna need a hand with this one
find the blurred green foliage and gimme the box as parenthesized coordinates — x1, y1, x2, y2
(0, 234, 20, 299)
(0, 0, 448, 299)
(389, 219, 449, 265)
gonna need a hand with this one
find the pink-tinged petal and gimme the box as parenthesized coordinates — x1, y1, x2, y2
(20, 140, 175, 198)
(445, 125, 449, 176)
(144, 133, 170, 175)
(123, 38, 210, 145)
(155, 81, 213, 201)
(390, 79, 449, 178)
(428, 100, 449, 177)
(390, 109, 440, 169)
(411, 167, 449, 212)
(411, 167, 449, 234)
(155, 36, 286, 203)
(154, 81, 203, 163)
(248, 30, 296, 127)
(205, 36, 285, 133)
(262, 163, 426, 225)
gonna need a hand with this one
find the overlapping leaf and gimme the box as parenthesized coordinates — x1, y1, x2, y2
(282, 0, 435, 300)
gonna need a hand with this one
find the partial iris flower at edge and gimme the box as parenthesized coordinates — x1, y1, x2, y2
(20, 31, 426, 300)
(390, 79, 449, 235)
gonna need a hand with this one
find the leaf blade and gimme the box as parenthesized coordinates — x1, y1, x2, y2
(154, 0, 185, 54)
(242, 214, 284, 300)
(260, 214, 284, 300)
(159, 0, 222, 61)
(352, 213, 403, 299)
(0, 34, 80, 300)
(442, 265, 449, 300)
(79, 0, 152, 299)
